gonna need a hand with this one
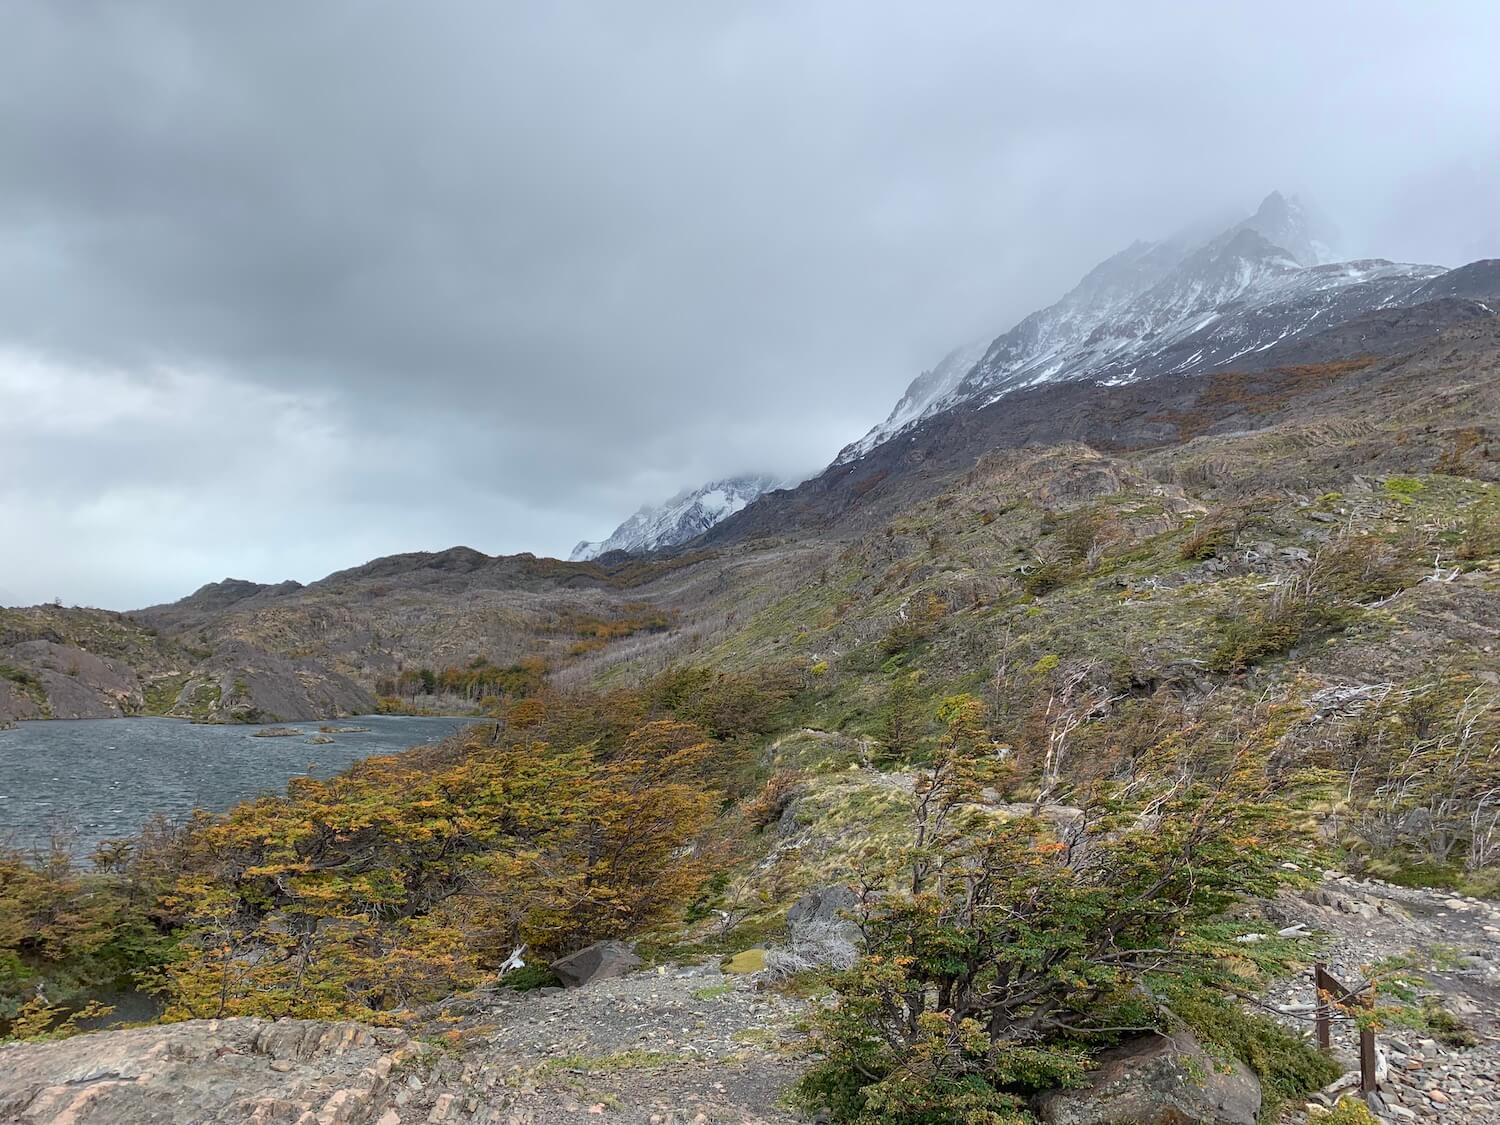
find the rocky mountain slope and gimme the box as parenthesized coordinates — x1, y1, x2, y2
(707, 301, 1500, 546)
(8, 199, 1493, 729)
(570, 473, 785, 560)
(6, 301, 1497, 726)
(0, 534, 821, 723)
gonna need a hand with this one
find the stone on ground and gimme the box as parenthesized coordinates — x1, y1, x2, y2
(549, 939, 643, 988)
(1034, 1029, 1261, 1125)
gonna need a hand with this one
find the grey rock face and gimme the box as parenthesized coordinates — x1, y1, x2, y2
(767, 884, 862, 975)
(0, 1017, 420, 1124)
(786, 883, 859, 937)
(0, 679, 45, 722)
(0, 614, 375, 724)
(549, 939, 643, 988)
(0, 640, 142, 720)
(1034, 1029, 1262, 1125)
(178, 640, 375, 723)
(1234, 189, 1340, 267)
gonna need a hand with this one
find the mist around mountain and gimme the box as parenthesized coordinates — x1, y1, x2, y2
(567, 192, 1435, 559)
(5, 194, 1497, 733)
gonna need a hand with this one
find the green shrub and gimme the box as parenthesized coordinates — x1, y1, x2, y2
(1047, 508, 1106, 564)
(1314, 534, 1419, 604)
(1383, 477, 1425, 504)
(1207, 592, 1350, 674)
(1417, 999, 1478, 1048)
(1178, 497, 1273, 562)
(1457, 503, 1500, 562)
(0, 664, 39, 689)
(795, 771, 1297, 1124)
(502, 964, 561, 992)
(1312, 1097, 1380, 1124)
(1180, 520, 1232, 561)
(1172, 991, 1340, 1120)
(1020, 560, 1077, 596)
(879, 595, 946, 656)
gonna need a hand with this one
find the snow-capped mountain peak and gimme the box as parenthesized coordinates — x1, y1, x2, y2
(1235, 190, 1341, 267)
(570, 473, 785, 561)
(837, 192, 1437, 463)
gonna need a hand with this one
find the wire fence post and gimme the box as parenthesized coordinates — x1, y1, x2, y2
(1313, 962, 1332, 1051)
(1312, 961, 1379, 1099)
(1359, 984, 1378, 1095)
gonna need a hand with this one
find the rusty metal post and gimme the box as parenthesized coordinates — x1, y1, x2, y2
(1313, 963, 1332, 1051)
(1359, 982, 1378, 1094)
(1313, 962, 1379, 1095)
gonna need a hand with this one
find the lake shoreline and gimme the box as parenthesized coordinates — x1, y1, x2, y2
(0, 714, 472, 855)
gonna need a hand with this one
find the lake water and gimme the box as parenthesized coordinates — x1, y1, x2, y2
(0, 714, 472, 855)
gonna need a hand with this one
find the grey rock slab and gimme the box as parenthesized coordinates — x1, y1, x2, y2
(1034, 1030, 1261, 1125)
(549, 940, 643, 988)
(0, 1016, 418, 1124)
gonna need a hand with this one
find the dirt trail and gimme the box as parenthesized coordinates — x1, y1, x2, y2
(396, 961, 810, 1124)
(1266, 875, 1500, 1122)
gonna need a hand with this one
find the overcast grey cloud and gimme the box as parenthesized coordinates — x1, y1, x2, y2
(2, 1, 1497, 608)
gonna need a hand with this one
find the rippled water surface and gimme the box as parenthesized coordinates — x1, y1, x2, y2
(0, 715, 471, 853)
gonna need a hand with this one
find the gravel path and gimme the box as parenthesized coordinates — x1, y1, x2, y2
(1262, 875, 1500, 1122)
(394, 961, 811, 1124)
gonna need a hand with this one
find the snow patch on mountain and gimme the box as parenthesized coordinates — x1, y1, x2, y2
(570, 474, 785, 561)
(837, 193, 1439, 463)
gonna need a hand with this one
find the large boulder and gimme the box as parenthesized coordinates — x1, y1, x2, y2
(550, 939, 642, 988)
(788, 885, 860, 945)
(1034, 1030, 1261, 1125)
(766, 884, 862, 975)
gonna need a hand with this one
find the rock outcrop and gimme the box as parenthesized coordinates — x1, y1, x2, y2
(549, 940, 642, 988)
(0, 1017, 423, 1124)
(0, 604, 377, 725)
(766, 884, 862, 975)
(0, 640, 143, 720)
(1034, 1030, 1262, 1125)
(174, 641, 375, 723)
(0, 679, 43, 722)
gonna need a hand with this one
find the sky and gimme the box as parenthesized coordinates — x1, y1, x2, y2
(2, 2, 1498, 609)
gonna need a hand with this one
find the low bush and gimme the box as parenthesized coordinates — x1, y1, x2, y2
(1020, 560, 1078, 597)
(156, 720, 727, 1021)
(1172, 991, 1340, 1119)
(0, 663, 40, 689)
(795, 727, 1304, 1124)
(1207, 586, 1350, 674)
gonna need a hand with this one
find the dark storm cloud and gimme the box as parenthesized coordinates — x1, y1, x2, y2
(2, 1, 1497, 606)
